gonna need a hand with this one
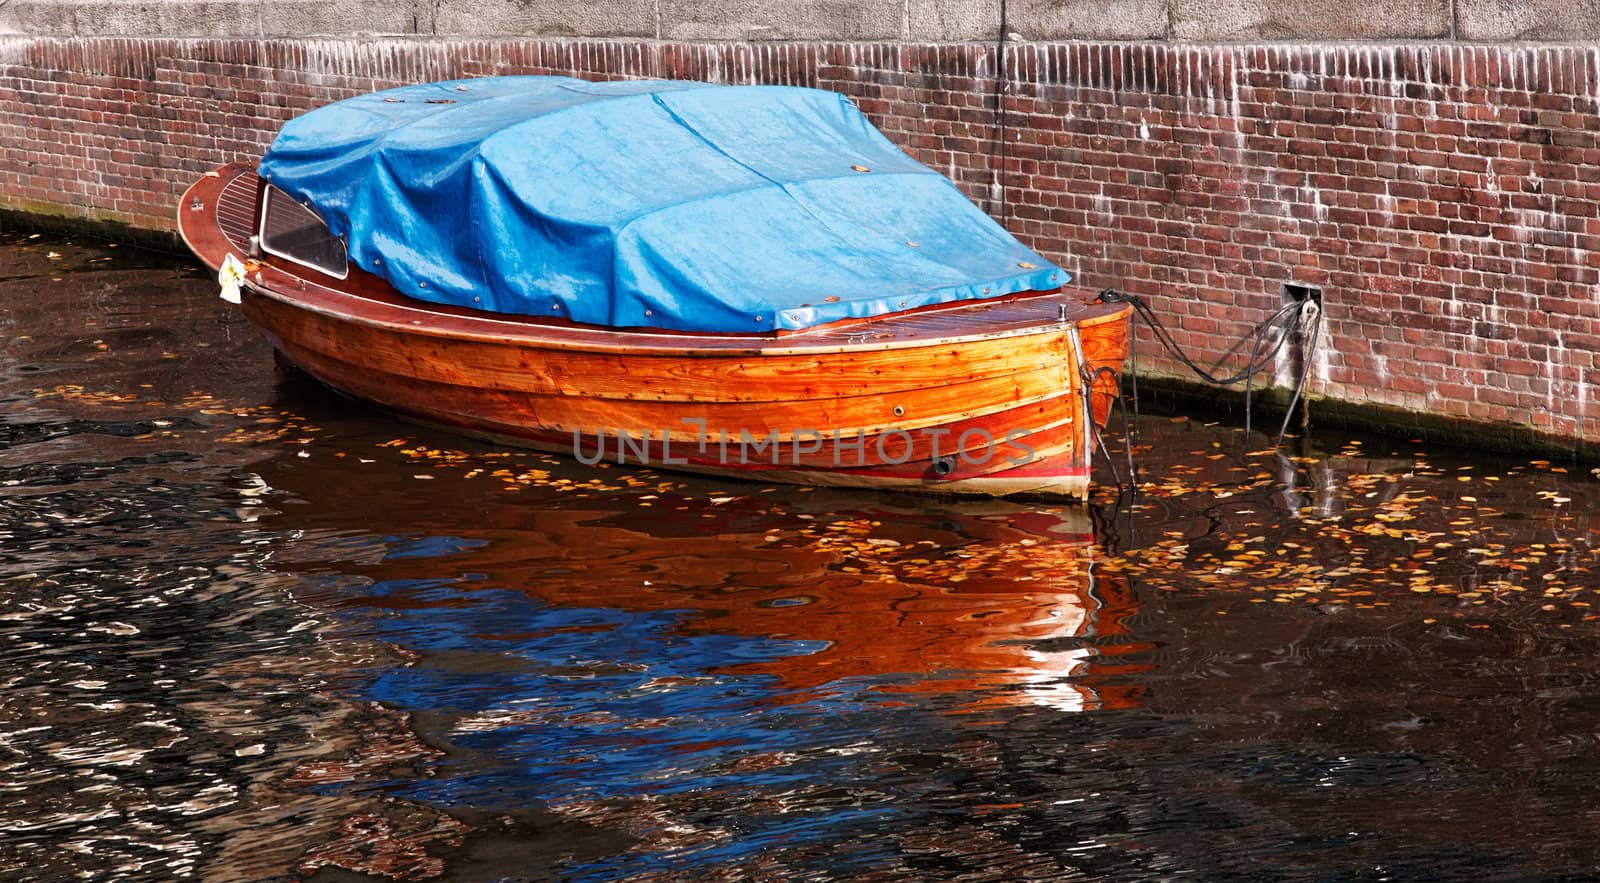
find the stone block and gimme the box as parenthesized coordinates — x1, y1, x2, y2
(0, 1, 68, 33)
(0, 0, 417, 36)
(260, 1, 421, 36)
(1456, 0, 1600, 41)
(1, 1, 259, 36)
(1007, 0, 1169, 40)
(659, 0, 902, 41)
(432, 0, 656, 38)
(1171, 0, 1450, 40)
(907, 0, 1001, 42)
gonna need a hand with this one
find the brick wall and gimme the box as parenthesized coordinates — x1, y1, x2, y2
(4, 37, 1598, 447)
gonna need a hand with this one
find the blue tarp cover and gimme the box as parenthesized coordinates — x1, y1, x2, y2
(258, 76, 1067, 333)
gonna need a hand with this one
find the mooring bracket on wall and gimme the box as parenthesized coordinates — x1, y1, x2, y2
(1282, 282, 1323, 308)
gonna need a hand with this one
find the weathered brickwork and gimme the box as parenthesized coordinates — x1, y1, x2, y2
(4, 37, 1599, 446)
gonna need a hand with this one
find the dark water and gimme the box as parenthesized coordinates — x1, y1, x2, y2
(4, 229, 1600, 881)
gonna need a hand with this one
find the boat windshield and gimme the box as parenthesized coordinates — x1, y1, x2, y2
(259, 184, 348, 280)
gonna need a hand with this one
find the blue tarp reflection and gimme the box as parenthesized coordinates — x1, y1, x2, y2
(333, 572, 940, 876)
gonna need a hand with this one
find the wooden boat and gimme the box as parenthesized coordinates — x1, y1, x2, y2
(176, 77, 1130, 498)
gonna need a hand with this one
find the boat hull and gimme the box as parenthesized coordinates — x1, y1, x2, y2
(180, 163, 1131, 498)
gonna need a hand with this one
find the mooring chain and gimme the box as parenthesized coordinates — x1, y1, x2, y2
(1086, 288, 1324, 490)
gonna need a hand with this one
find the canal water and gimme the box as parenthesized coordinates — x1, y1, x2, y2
(4, 229, 1600, 881)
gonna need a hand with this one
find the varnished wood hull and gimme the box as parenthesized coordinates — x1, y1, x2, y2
(179, 163, 1131, 498)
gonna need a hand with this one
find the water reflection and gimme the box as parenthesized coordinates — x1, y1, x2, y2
(9, 230, 1600, 881)
(261, 470, 1143, 704)
(0, 236, 421, 880)
(251, 449, 1149, 874)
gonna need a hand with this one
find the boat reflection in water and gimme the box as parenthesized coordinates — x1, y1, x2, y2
(269, 476, 1144, 706)
(254, 445, 1144, 873)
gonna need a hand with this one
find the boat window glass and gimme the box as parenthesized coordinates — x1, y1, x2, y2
(258, 184, 349, 280)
